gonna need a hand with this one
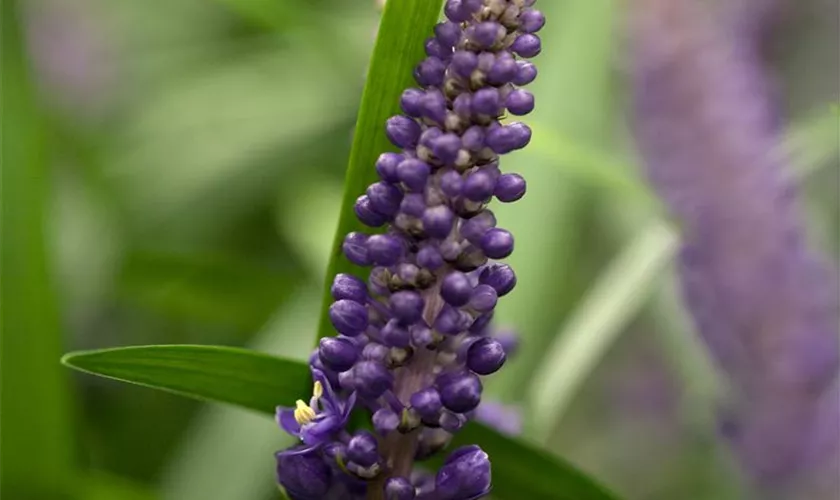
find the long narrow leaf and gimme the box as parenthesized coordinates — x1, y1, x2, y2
(1, 2, 76, 496)
(62, 345, 310, 415)
(315, 0, 445, 344)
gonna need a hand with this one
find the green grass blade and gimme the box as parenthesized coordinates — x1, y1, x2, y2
(528, 221, 680, 437)
(315, 0, 445, 344)
(439, 423, 621, 500)
(0, 2, 76, 496)
(62, 345, 310, 415)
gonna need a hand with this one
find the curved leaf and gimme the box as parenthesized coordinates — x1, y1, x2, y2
(315, 0, 445, 344)
(442, 423, 621, 500)
(62, 345, 310, 414)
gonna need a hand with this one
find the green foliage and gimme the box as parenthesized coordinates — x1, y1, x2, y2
(0, 1, 76, 496)
(315, 0, 447, 344)
(62, 345, 310, 414)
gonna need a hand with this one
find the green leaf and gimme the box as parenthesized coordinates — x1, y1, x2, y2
(1, 1, 76, 496)
(527, 221, 680, 438)
(315, 0, 445, 344)
(442, 423, 620, 500)
(62, 345, 310, 414)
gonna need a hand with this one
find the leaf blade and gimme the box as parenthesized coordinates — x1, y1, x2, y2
(315, 0, 445, 344)
(443, 423, 621, 500)
(62, 345, 310, 415)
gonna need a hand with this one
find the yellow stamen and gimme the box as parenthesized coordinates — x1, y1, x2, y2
(293, 399, 317, 425)
(312, 380, 323, 399)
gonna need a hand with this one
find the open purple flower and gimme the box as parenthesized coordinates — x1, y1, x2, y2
(276, 369, 358, 454)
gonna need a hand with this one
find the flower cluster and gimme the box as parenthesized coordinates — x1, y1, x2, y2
(275, 1, 543, 499)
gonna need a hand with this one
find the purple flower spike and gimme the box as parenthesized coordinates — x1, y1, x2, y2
(467, 338, 506, 375)
(384, 476, 416, 500)
(435, 446, 491, 500)
(386, 115, 422, 149)
(275, 0, 544, 491)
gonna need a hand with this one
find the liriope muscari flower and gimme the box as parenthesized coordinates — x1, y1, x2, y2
(274, 1, 543, 498)
(631, 0, 839, 497)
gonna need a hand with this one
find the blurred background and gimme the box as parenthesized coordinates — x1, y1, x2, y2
(2, 0, 837, 499)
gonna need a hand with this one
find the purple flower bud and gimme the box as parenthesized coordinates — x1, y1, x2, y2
(376, 152, 404, 183)
(469, 311, 494, 334)
(342, 232, 370, 266)
(511, 33, 541, 58)
(430, 133, 462, 165)
(505, 89, 535, 116)
(367, 234, 403, 266)
(485, 122, 531, 154)
(417, 244, 444, 270)
(420, 90, 447, 124)
(397, 158, 431, 193)
(363, 342, 390, 362)
(462, 170, 496, 202)
(389, 290, 424, 325)
(367, 181, 404, 217)
(480, 228, 514, 259)
(472, 88, 501, 116)
(373, 407, 400, 435)
(434, 305, 471, 335)
(439, 371, 482, 413)
(415, 57, 446, 87)
(275, 449, 331, 498)
(352, 361, 393, 399)
(435, 446, 491, 500)
(461, 126, 485, 151)
(469, 284, 498, 313)
(422, 205, 455, 239)
(382, 318, 411, 348)
(318, 337, 359, 372)
(424, 37, 448, 60)
(469, 22, 504, 49)
(400, 88, 425, 118)
(519, 9, 546, 33)
(355, 195, 389, 227)
(444, 0, 471, 23)
(385, 115, 421, 149)
(385, 476, 416, 500)
(410, 324, 434, 347)
(440, 170, 464, 198)
(467, 337, 506, 375)
(435, 21, 462, 48)
(487, 54, 518, 85)
(452, 93, 472, 118)
(331, 273, 368, 303)
(439, 411, 467, 432)
(399, 193, 426, 218)
(411, 387, 443, 418)
(329, 300, 369, 337)
(513, 60, 538, 85)
(347, 431, 379, 467)
(451, 50, 478, 78)
(479, 263, 517, 296)
(441, 271, 473, 307)
(459, 210, 497, 245)
(494, 173, 526, 202)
